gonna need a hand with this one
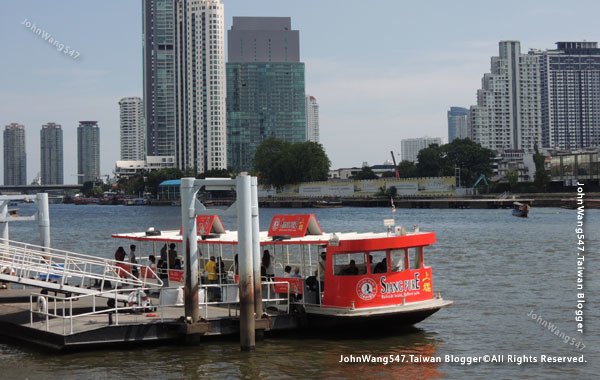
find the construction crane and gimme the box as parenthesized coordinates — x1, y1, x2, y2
(390, 151, 400, 179)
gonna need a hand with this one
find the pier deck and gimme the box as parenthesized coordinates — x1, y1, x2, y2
(0, 287, 297, 351)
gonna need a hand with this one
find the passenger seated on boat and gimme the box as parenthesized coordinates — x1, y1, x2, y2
(157, 259, 169, 285)
(173, 258, 182, 270)
(168, 243, 178, 269)
(340, 260, 359, 276)
(283, 265, 292, 278)
(292, 267, 301, 278)
(148, 255, 157, 272)
(373, 258, 387, 274)
(304, 276, 320, 304)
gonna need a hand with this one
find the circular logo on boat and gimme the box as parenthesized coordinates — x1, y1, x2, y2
(356, 278, 377, 301)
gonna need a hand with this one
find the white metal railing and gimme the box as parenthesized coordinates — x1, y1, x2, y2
(28, 280, 292, 335)
(29, 286, 162, 335)
(196, 281, 290, 320)
(0, 238, 162, 292)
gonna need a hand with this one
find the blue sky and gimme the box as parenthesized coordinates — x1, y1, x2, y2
(2, 0, 600, 183)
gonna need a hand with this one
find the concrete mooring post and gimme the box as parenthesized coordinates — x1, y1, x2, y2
(0, 201, 8, 244)
(36, 193, 50, 249)
(180, 178, 200, 323)
(250, 176, 263, 317)
(237, 174, 256, 351)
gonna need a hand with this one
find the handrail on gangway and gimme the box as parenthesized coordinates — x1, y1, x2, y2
(0, 238, 162, 299)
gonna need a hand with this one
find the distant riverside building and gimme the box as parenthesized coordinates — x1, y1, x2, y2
(3, 123, 27, 185)
(114, 156, 176, 179)
(119, 97, 145, 161)
(227, 16, 306, 172)
(40, 122, 63, 185)
(77, 121, 100, 184)
(400, 137, 442, 163)
(143, 0, 177, 164)
(470, 41, 542, 153)
(540, 42, 600, 150)
(306, 95, 320, 143)
(447, 107, 469, 142)
(550, 148, 599, 184)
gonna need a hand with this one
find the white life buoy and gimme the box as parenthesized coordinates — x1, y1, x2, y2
(37, 295, 47, 314)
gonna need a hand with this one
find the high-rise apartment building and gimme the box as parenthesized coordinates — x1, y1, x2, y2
(143, 0, 226, 173)
(306, 95, 320, 143)
(227, 17, 306, 172)
(3, 123, 26, 185)
(400, 137, 442, 163)
(176, 0, 226, 172)
(447, 107, 469, 143)
(119, 97, 146, 161)
(40, 122, 63, 185)
(470, 41, 542, 153)
(77, 121, 100, 184)
(143, 0, 177, 162)
(540, 42, 600, 150)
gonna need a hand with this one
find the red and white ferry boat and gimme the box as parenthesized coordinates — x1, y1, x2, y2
(112, 214, 452, 329)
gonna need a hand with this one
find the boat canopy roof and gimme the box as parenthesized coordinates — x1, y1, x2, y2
(112, 228, 434, 247)
(112, 213, 436, 249)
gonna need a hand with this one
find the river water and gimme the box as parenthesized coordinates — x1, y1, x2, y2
(0, 204, 598, 379)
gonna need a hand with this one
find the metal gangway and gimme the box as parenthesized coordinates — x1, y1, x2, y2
(0, 238, 162, 302)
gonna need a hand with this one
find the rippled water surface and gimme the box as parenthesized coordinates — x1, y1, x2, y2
(1, 204, 598, 379)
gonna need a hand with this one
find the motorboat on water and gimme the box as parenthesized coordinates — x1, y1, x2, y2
(512, 202, 530, 218)
(112, 214, 452, 329)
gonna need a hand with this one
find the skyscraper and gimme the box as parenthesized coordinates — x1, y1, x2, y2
(540, 42, 600, 150)
(119, 97, 146, 161)
(306, 95, 320, 143)
(77, 121, 100, 184)
(400, 137, 443, 163)
(143, 0, 177, 162)
(470, 41, 542, 152)
(447, 107, 469, 143)
(40, 122, 63, 185)
(227, 17, 306, 172)
(3, 123, 26, 185)
(176, 0, 226, 172)
(143, 0, 226, 173)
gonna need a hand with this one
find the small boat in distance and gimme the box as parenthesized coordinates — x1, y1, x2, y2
(312, 199, 343, 208)
(512, 201, 530, 218)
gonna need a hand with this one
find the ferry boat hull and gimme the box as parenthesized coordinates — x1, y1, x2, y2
(300, 298, 452, 330)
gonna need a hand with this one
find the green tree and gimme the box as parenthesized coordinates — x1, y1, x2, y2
(507, 170, 519, 189)
(253, 138, 330, 188)
(352, 166, 378, 180)
(398, 160, 418, 178)
(416, 144, 448, 177)
(444, 139, 495, 186)
(533, 145, 549, 191)
(145, 168, 184, 196)
(416, 139, 494, 186)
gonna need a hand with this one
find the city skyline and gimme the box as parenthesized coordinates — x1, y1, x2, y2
(2, 1, 600, 183)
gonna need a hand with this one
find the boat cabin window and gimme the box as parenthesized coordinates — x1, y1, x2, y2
(408, 247, 422, 270)
(369, 250, 387, 274)
(390, 249, 406, 272)
(333, 252, 367, 276)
